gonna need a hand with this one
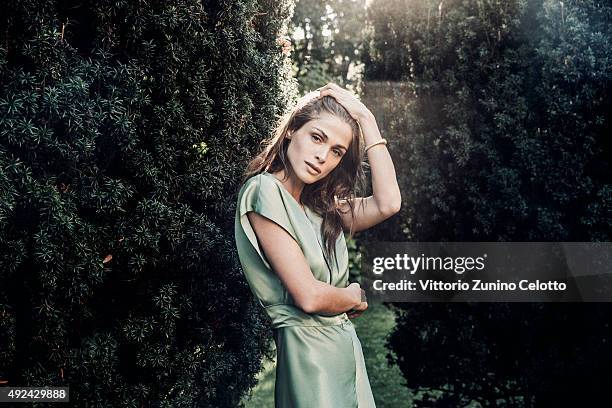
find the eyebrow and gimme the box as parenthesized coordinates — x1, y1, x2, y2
(312, 127, 348, 151)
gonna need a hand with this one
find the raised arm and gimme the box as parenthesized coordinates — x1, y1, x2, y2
(319, 83, 402, 233)
(247, 211, 363, 315)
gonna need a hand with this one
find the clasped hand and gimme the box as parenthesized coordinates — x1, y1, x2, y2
(346, 282, 368, 319)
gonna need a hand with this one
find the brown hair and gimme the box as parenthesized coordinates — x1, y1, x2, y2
(244, 93, 367, 265)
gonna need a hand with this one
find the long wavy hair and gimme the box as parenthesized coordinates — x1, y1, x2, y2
(243, 92, 367, 266)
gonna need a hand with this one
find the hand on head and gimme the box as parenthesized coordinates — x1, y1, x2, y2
(317, 83, 373, 123)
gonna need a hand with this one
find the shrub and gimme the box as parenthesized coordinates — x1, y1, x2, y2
(363, 0, 611, 405)
(0, 1, 295, 406)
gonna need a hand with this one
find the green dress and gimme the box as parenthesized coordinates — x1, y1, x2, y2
(234, 171, 376, 408)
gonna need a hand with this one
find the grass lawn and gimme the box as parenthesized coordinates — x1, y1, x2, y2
(241, 302, 415, 407)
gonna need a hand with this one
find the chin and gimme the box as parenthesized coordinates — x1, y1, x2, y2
(307, 173, 328, 185)
(291, 163, 320, 184)
(300, 172, 319, 184)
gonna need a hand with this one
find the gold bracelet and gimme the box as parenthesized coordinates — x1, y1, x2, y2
(364, 138, 387, 153)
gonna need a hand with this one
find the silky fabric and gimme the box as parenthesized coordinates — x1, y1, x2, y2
(234, 171, 376, 408)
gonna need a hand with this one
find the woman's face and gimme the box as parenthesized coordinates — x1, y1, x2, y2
(286, 112, 353, 184)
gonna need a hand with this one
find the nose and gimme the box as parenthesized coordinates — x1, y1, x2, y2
(315, 148, 329, 163)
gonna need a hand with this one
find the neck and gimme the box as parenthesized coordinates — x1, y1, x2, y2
(271, 168, 304, 206)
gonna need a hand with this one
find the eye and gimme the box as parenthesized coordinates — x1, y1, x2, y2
(333, 149, 342, 157)
(311, 134, 322, 142)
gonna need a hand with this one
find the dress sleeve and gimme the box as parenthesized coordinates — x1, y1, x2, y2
(237, 174, 300, 270)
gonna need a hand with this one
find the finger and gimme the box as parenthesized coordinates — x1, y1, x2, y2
(318, 88, 333, 98)
(319, 88, 345, 104)
(318, 89, 360, 120)
(322, 83, 345, 94)
(319, 88, 356, 112)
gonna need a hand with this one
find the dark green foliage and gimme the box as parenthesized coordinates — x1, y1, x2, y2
(0, 0, 294, 406)
(290, 0, 366, 92)
(388, 302, 612, 407)
(364, 0, 611, 406)
(365, 0, 610, 242)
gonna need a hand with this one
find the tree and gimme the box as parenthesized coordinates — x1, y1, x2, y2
(0, 0, 296, 406)
(363, 0, 611, 405)
(289, 0, 366, 92)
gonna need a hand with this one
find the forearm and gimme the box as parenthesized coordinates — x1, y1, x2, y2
(305, 280, 360, 316)
(359, 113, 402, 213)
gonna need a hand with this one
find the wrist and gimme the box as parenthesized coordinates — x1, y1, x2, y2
(357, 110, 375, 125)
(358, 114, 382, 144)
(365, 138, 387, 153)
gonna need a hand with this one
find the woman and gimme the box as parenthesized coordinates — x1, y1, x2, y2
(234, 83, 401, 407)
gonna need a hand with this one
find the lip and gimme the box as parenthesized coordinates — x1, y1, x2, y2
(305, 161, 321, 174)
